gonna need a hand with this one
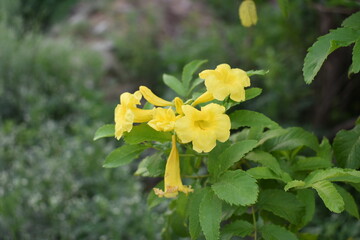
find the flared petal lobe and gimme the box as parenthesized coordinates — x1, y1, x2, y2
(153, 135, 193, 198)
(199, 64, 251, 102)
(175, 103, 230, 153)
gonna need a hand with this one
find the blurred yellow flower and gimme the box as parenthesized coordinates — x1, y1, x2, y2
(114, 91, 153, 140)
(139, 86, 173, 107)
(239, 0, 258, 27)
(199, 64, 250, 102)
(153, 135, 193, 198)
(148, 108, 177, 132)
(175, 103, 230, 153)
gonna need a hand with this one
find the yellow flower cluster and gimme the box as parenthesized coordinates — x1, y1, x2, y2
(114, 64, 251, 198)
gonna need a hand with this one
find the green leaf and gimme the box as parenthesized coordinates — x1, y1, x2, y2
(163, 74, 186, 97)
(284, 180, 306, 191)
(246, 69, 269, 76)
(245, 87, 262, 101)
(208, 141, 232, 177)
(221, 220, 253, 240)
(258, 189, 304, 225)
(246, 151, 284, 177)
(304, 168, 360, 187)
(303, 27, 359, 84)
(123, 123, 172, 144)
(264, 127, 319, 152)
(349, 38, 360, 74)
(188, 188, 206, 240)
(134, 152, 165, 177)
(230, 110, 279, 130)
(212, 170, 258, 206)
(182, 59, 208, 90)
(209, 140, 258, 177)
(312, 180, 344, 213)
(342, 11, 360, 30)
(260, 224, 298, 240)
(189, 78, 204, 93)
(247, 167, 285, 182)
(333, 124, 360, 169)
(103, 144, 146, 168)
(297, 189, 315, 227)
(199, 188, 222, 240)
(93, 124, 114, 140)
(258, 128, 288, 145)
(147, 181, 166, 209)
(334, 184, 359, 219)
(292, 156, 332, 172)
(277, 0, 289, 18)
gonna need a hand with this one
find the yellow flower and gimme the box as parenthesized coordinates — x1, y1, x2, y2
(148, 108, 176, 132)
(139, 86, 173, 107)
(174, 97, 184, 115)
(239, 0, 258, 27)
(199, 64, 250, 102)
(175, 103, 230, 153)
(153, 135, 193, 198)
(114, 91, 153, 140)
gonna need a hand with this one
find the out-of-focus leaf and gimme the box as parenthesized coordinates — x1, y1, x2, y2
(93, 124, 114, 140)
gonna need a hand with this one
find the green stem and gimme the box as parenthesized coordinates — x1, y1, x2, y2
(252, 206, 257, 240)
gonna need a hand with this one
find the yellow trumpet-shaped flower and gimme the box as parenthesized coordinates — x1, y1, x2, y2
(174, 97, 184, 115)
(139, 86, 173, 107)
(199, 64, 250, 102)
(192, 91, 214, 107)
(175, 103, 230, 153)
(148, 108, 177, 132)
(114, 91, 153, 140)
(153, 135, 193, 198)
(239, 0, 258, 27)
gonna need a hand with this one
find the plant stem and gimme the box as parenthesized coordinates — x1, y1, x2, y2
(252, 206, 257, 240)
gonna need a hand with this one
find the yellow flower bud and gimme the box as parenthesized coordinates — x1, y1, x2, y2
(239, 0, 258, 27)
(139, 86, 173, 107)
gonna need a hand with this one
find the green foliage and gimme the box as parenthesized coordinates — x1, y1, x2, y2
(303, 12, 360, 83)
(260, 224, 298, 240)
(103, 144, 147, 168)
(123, 123, 172, 144)
(333, 123, 360, 169)
(230, 110, 280, 130)
(93, 124, 115, 140)
(199, 189, 222, 240)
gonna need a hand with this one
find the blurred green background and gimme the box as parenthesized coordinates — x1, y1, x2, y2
(0, 0, 359, 239)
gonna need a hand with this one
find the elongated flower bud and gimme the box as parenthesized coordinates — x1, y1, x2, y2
(239, 0, 258, 27)
(139, 86, 173, 107)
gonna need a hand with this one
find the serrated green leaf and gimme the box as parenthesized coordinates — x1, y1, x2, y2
(221, 220, 253, 240)
(245, 87, 262, 101)
(182, 59, 208, 90)
(258, 128, 287, 146)
(312, 180, 344, 213)
(297, 189, 315, 227)
(333, 124, 360, 169)
(264, 127, 319, 152)
(212, 170, 258, 206)
(123, 123, 172, 144)
(188, 188, 206, 240)
(304, 168, 360, 187)
(342, 11, 360, 30)
(277, 0, 289, 17)
(284, 180, 306, 191)
(103, 144, 147, 168)
(163, 74, 186, 97)
(199, 188, 222, 240)
(208, 141, 232, 176)
(230, 110, 279, 130)
(349, 38, 360, 74)
(258, 189, 304, 225)
(209, 140, 258, 177)
(247, 167, 285, 182)
(246, 151, 284, 177)
(303, 28, 359, 84)
(334, 184, 359, 219)
(93, 124, 115, 140)
(292, 156, 332, 172)
(260, 224, 298, 240)
(246, 69, 269, 76)
(134, 152, 165, 177)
